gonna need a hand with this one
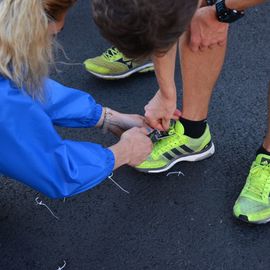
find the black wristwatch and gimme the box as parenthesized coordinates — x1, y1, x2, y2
(207, 0, 245, 23)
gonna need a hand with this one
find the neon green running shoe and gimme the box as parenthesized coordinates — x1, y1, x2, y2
(84, 47, 154, 79)
(136, 120, 215, 173)
(233, 154, 270, 224)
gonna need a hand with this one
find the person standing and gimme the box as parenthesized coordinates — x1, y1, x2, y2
(91, 0, 269, 224)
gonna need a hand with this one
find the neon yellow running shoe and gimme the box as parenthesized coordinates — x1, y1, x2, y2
(136, 120, 215, 173)
(233, 154, 270, 224)
(84, 47, 154, 79)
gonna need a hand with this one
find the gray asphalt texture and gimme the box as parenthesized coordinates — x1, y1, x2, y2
(1, 1, 270, 270)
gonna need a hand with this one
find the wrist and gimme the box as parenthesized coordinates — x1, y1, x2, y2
(208, 0, 244, 23)
(99, 107, 116, 133)
(159, 87, 177, 100)
(96, 107, 106, 128)
(225, 0, 247, 10)
(109, 140, 130, 169)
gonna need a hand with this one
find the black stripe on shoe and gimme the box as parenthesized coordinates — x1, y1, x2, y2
(163, 152, 174, 160)
(180, 145, 194, 153)
(171, 148, 183, 156)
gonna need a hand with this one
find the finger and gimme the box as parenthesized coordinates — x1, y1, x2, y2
(190, 43, 199, 53)
(144, 104, 150, 112)
(201, 40, 210, 47)
(173, 109, 182, 118)
(144, 111, 161, 124)
(161, 118, 170, 131)
(218, 40, 226, 47)
(189, 38, 200, 52)
(155, 123, 165, 131)
(141, 116, 153, 129)
(145, 117, 163, 130)
(199, 45, 207, 52)
(172, 114, 180, 120)
(145, 120, 159, 130)
(142, 121, 153, 129)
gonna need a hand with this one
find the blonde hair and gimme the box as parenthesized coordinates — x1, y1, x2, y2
(0, 0, 75, 99)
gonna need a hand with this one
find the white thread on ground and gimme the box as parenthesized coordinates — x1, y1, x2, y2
(57, 260, 66, 270)
(35, 197, 59, 220)
(55, 61, 83, 66)
(166, 171, 185, 177)
(108, 173, 130, 194)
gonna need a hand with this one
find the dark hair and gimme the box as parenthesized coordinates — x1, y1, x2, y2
(92, 0, 198, 59)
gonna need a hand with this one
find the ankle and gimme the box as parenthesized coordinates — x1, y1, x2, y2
(179, 117, 207, 139)
(181, 110, 208, 122)
(257, 145, 270, 156)
(263, 140, 270, 153)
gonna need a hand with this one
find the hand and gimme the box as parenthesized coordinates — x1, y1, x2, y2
(99, 108, 149, 137)
(189, 6, 229, 52)
(121, 127, 153, 167)
(109, 127, 153, 169)
(108, 110, 148, 136)
(144, 90, 179, 131)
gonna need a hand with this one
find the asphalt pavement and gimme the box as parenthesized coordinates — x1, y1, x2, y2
(0, 1, 270, 269)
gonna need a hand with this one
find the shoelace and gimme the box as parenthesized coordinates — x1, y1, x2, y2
(244, 162, 270, 199)
(153, 122, 186, 156)
(103, 47, 121, 60)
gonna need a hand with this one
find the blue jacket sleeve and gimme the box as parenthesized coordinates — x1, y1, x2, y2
(42, 78, 103, 128)
(0, 82, 115, 199)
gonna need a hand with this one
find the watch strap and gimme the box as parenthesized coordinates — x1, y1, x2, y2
(216, 0, 245, 23)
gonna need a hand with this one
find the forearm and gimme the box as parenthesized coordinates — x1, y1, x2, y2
(1, 126, 115, 199)
(1, 94, 116, 198)
(201, 0, 266, 9)
(226, 0, 267, 10)
(152, 44, 177, 99)
(43, 78, 103, 128)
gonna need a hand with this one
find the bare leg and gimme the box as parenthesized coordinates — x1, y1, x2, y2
(263, 83, 270, 151)
(179, 32, 227, 121)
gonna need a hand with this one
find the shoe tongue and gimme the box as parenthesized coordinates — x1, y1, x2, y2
(174, 120, 185, 135)
(256, 154, 270, 165)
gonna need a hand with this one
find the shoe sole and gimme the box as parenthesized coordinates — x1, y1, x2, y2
(85, 63, 154, 80)
(137, 142, 215, 174)
(234, 214, 270, 225)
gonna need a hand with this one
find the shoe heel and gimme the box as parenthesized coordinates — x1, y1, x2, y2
(192, 143, 215, 162)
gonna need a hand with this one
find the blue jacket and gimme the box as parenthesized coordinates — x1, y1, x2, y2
(0, 76, 115, 198)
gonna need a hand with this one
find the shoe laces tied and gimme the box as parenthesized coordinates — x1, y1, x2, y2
(244, 162, 270, 200)
(103, 47, 121, 60)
